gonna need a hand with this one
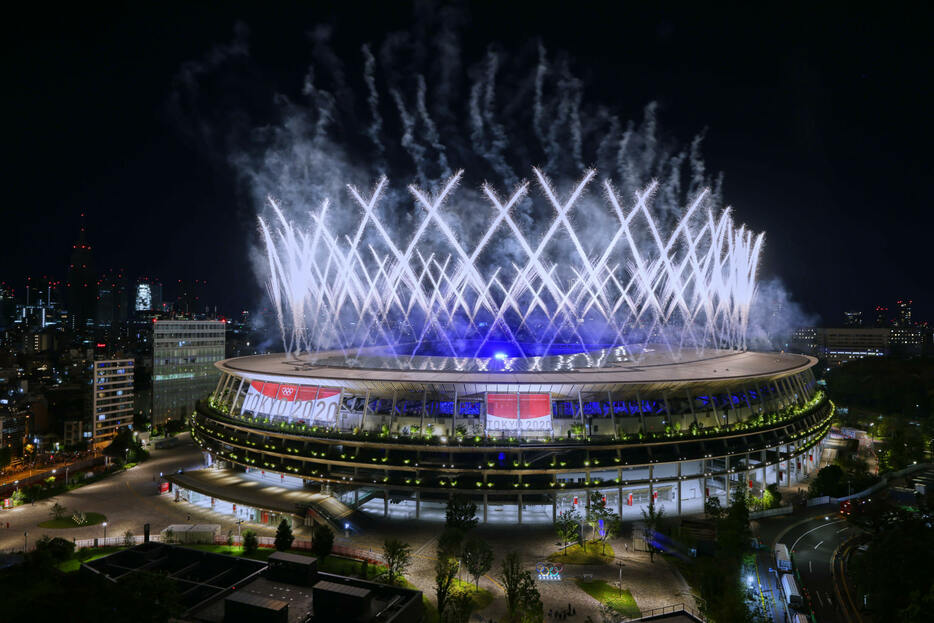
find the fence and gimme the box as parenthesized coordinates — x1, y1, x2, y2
(70, 533, 384, 564)
(749, 505, 794, 519)
(621, 602, 705, 622)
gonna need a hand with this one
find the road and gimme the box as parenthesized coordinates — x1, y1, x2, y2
(0, 434, 265, 552)
(751, 510, 864, 623)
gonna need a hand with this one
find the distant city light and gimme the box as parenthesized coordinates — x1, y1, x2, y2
(494, 352, 508, 360)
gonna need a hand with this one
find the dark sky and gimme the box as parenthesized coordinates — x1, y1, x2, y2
(3, 1, 932, 325)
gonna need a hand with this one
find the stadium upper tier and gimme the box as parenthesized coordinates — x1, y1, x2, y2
(206, 349, 818, 440)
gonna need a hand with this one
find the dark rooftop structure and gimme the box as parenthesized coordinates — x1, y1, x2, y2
(83, 543, 423, 623)
(82, 541, 267, 615)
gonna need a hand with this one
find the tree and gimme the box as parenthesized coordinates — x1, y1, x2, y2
(704, 495, 724, 520)
(311, 523, 334, 558)
(586, 491, 612, 544)
(554, 508, 580, 555)
(242, 529, 258, 555)
(438, 526, 465, 561)
(641, 500, 665, 562)
(123, 530, 135, 548)
(435, 555, 460, 617)
(462, 537, 494, 590)
(49, 502, 67, 521)
(765, 483, 782, 508)
(441, 589, 473, 623)
(445, 495, 479, 533)
(500, 551, 543, 623)
(383, 538, 412, 585)
(809, 464, 846, 497)
(500, 551, 524, 616)
(274, 518, 294, 551)
(600, 515, 622, 555)
(33, 536, 75, 562)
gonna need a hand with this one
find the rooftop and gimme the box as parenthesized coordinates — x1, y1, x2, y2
(217, 348, 816, 393)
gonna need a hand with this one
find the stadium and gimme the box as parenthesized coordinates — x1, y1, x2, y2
(187, 346, 830, 525)
(181, 169, 832, 525)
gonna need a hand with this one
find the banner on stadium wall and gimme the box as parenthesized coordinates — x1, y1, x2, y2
(241, 381, 341, 423)
(485, 393, 552, 433)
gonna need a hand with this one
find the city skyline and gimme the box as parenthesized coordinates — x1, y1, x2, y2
(2, 3, 932, 326)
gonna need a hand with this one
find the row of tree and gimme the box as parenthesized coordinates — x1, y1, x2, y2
(553, 491, 625, 556)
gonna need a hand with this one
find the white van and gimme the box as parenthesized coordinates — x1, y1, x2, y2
(781, 573, 804, 610)
(775, 543, 793, 572)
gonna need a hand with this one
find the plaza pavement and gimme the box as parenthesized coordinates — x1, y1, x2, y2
(0, 434, 290, 554)
(0, 434, 697, 621)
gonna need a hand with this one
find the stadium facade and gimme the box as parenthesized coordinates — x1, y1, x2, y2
(188, 347, 831, 524)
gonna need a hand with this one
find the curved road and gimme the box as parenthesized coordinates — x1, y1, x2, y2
(0, 434, 282, 552)
(753, 512, 864, 622)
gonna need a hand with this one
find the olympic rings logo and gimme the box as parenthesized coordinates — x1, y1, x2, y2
(536, 562, 563, 580)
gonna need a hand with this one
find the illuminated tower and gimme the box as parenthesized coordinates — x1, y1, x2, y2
(67, 214, 97, 334)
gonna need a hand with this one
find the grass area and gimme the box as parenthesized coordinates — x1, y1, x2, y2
(452, 578, 494, 610)
(57, 546, 125, 572)
(575, 578, 640, 618)
(179, 545, 395, 584)
(38, 512, 107, 529)
(548, 540, 616, 564)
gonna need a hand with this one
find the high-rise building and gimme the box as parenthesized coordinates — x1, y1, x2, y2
(97, 269, 129, 325)
(843, 310, 863, 328)
(152, 320, 225, 426)
(873, 306, 889, 328)
(91, 358, 135, 445)
(135, 282, 152, 312)
(896, 299, 912, 328)
(67, 214, 96, 333)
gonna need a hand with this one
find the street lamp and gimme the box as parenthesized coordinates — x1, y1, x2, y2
(103, 521, 108, 539)
(616, 560, 625, 596)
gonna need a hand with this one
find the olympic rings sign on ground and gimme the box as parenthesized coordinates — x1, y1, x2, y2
(536, 562, 563, 581)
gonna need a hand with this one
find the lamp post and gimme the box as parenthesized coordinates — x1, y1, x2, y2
(616, 560, 624, 596)
(24, 531, 28, 552)
(103, 521, 108, 540)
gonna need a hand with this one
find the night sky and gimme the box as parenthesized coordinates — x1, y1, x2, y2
(4, 2, 932, 326)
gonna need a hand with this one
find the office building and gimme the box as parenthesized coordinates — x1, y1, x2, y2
(92, 358, 135, 445)
(67, 215, 96, 333)
(792, 327, 926, 365)
(152, 320, 225, 426)
(97, 269, 129, 326)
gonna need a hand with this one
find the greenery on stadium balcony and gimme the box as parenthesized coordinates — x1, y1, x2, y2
(202, 390, 828, 448)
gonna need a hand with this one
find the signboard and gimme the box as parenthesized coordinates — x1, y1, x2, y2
(485, 393, 551, 434)
(241, 381, 341, 423)
(536, 562, 563, 581)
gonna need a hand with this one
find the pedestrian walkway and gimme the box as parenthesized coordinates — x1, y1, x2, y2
(165, 468, 353, 527)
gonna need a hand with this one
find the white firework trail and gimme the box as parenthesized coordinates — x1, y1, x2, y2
(260, 168, 764, 362)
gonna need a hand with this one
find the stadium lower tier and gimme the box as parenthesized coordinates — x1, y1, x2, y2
(189, 394, 832, 524)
